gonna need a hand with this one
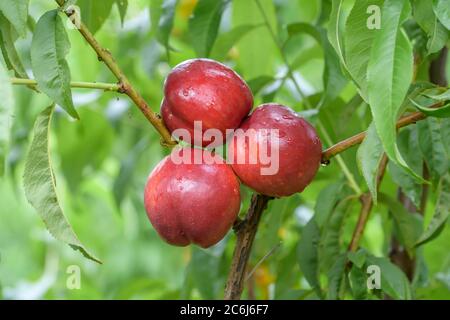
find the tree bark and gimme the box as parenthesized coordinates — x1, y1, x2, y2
(224, 194, 271, 300)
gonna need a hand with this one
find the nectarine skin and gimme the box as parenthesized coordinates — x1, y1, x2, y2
(161, 58, 253, 147)
(228, 103, 322, 197)
(144, 148, 241, 248)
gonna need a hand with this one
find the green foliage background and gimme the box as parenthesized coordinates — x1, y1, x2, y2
(0, 0, 449, 299)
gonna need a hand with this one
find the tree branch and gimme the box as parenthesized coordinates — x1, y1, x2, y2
(321, 111, 429, 164)
(348, 155, 388, 252)
(11, 77, 121, 91)
(55, 0, 175, 146)
(224, 194, 272, 300)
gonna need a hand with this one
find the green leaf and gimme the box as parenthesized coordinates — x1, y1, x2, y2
(291, 45, 322, 70)
(433, 0, 450, 30)
(115, 0, 128, 25)
(297, 219, 322, 298)
(423, 88, 450, 101)
(113, 137, 148, 206)
(210, 24, 260, 61)
(441, 118, 450, 154)
(413, 0, 448, 54)
(246, 75, 274, 96)
(275, 243, 300, 298)
(388, 127, 423, 208)
(56, 109, 114, 192)
(76, 0, 115, 35)
(318, 0, 333, 25)
(186, 246, 225, 299)
(0, 60, 13, 175)
(314, 182, 344, 228)
(417, 117, 449, 177)
(319, 197, 354, 271)
(345, 0, 383, 99)
(189, 0, 228, 57)
(411, 100, 450, 118)
(0, 13, 28, 79)
(378, 193, 423, 254)
(232, 0, 277, 78)
(156, 0, 178, 57)
(31, 10, 78, 120)
(409, 87, 450, 117)
(326, 253, 347, 300)
(0, 0, 29, 38)
(287, 22, 347, 107)
(365, 255, 412, 300)
(150, 0, 163, 34)
(327, 0, 346, 68)
(349, 265, 368, 300)
(416, 173, 450, 246)
(347, 249, 367, 269)
(23, 105, 101, 264)
(367, 0, 419, 181)
(357, 123, 384, 203)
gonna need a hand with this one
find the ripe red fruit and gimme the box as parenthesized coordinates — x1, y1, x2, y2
(228, 103, 322, 197)
(144, 147, 241, 248)
(161, 58, 253, 147)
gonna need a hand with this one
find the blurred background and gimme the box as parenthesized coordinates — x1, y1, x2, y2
(0, 0, 449, 299)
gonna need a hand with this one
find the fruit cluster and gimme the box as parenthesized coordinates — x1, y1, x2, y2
(144, 59, 322, 248)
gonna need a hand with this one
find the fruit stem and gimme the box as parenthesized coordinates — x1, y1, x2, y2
(54, 0, 176, 146)
(318, 121, 363, 195)
(10, 78, 121, 91)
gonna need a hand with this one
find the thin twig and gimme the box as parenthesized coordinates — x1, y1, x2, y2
(322, 111, 430, 164)
(245, 242, 281, 282)
(348, 155, 388, 252)
(55, 0, 175, 146)
(11, 77, 121, 91)
(318, 121, 362, 194)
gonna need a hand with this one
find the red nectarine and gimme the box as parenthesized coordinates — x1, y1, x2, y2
(228, 103, 322, 197)
(144, 147, 241, 248)
(161, 58, 253, 147)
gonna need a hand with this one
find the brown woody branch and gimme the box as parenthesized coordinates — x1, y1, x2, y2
(224, 194, 272, 300)
(55, 0, 175, 146)
(321, 111, 428, 164)
(348, 155, 388, 252)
